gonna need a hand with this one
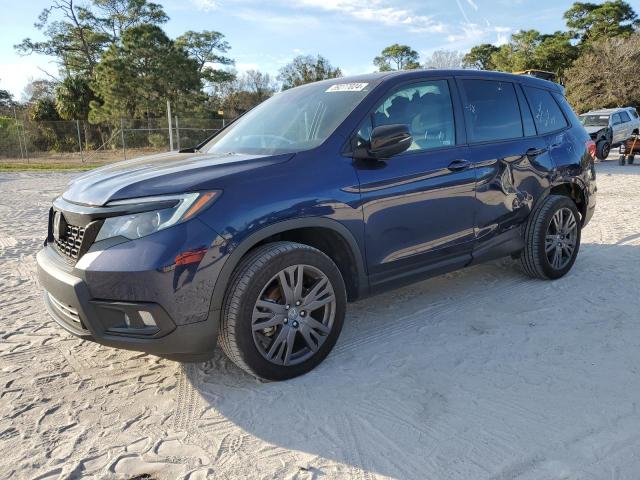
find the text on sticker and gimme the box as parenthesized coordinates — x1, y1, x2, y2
(326, 83, 369, 92)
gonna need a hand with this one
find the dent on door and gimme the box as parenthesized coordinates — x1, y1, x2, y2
(473, 141, 555, 240)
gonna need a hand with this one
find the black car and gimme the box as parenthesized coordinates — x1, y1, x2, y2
(37, 70, 597, 380)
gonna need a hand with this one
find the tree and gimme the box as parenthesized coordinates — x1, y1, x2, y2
(488, 30, 578, 80)
(534, 31, 579, 79)
(176, 30, 234, 84)
(89, 24, 201, 123)
(55, 76, 94, 120)
(0, 90, 13, 108)
(23, 79, 58, 103)
(373, 44, 421, 71)
(462, 44, 499, 70)
(15, 0, 108, 76)
(565, 33, 640, 112)
(423, 50, 464, 69)
(564, 0, 639, 44)
(80, 0, 168, 43)
(277, 55, 342, 90)
(214, 69, 279, 116)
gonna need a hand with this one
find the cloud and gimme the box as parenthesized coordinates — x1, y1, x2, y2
(446, 22, 512, 45)
(294, 0, 446, 33)
(465, 0, 479, 11)
(0, 61, 48, 98)
(191, 0, 218, 12)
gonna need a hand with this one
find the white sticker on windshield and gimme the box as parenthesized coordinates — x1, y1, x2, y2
(325, 83, 369, 92)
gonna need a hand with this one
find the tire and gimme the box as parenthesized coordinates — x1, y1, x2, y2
(520, 195, 581, 280)
(219, 241, 346, 381)
(596, 140, 610, 160)
(619, 155, 626, 166)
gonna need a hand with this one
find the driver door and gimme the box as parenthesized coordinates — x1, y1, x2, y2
(352, 78, 476, 289)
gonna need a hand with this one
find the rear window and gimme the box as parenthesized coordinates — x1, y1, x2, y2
(459, 79, 523, 143)
(524, 86, 568, 134)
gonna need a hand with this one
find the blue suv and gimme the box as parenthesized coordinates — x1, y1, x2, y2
(37, 70, 597, 380)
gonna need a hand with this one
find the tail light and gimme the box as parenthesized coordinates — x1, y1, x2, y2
(586, 140, 596, 160)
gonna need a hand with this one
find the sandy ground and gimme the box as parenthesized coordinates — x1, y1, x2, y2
(1, 157, 639, 480)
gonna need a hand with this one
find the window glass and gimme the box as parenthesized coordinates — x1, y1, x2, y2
(619, 111, 631, 123)
(611, 113, 621, 125)
(356, 80, 455, 152)
(460, 79, 522, 142)
(515, 85, 537, 136)
(203, 80, 373, 155)
(630, 109, 639, 119)
(523, 86, 568, 134)
(553, 92, 582, 127)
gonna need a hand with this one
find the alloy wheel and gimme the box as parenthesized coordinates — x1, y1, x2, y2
(545, 207, 578, 270)
(251, 264, 336, 366)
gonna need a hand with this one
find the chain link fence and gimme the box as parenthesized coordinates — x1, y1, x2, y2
(0, 117, 227, 165)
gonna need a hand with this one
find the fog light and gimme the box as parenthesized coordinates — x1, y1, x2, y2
(92, 301, 174, 338)
(139, 311, 157, 327)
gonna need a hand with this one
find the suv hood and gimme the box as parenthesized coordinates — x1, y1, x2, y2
(63, 151, 294, 206)
(584, 125, 608, 135)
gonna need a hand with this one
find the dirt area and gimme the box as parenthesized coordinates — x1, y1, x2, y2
(1, 159, 639, 479)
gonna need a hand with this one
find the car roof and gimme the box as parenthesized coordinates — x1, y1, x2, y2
(582, 107, 636, 115)
(317, 69, 564, 92)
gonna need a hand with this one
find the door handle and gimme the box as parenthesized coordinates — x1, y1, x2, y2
(447, 159, 471, 171)
(526, 147, 548, 157)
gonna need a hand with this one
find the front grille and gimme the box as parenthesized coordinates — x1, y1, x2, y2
(46, 292, 88, 332)
(54, 223, 86, 260)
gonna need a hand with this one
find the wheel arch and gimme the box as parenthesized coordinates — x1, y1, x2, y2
(209, 218, 368, 316)
(548, 181, 587, 224)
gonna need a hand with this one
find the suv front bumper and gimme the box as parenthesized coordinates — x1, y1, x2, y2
(37, 241, 222, 361)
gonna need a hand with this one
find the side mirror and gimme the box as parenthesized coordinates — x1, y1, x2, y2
(354, 124, 412, 160)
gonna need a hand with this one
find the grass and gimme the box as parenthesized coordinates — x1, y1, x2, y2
(0, 162, 106, 171)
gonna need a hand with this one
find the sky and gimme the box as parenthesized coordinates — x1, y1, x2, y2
(0, 0, 629, 98)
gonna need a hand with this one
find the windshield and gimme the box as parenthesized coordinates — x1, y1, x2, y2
(203, 81, 374, 156)
(580, 114, 609, 127)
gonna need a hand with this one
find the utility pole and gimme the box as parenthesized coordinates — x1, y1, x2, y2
(12, 103, 25, 161)
(120, 118, 126, 160)
(175, 115, 180, 151)
(76, 120, 84, 163)
(167, 100, 174, 151)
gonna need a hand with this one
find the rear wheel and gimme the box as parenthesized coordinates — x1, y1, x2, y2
(219, 242, 346, 380)
(520, 195, 581, 280)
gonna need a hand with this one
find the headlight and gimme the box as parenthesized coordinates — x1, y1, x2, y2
(95, 191, 220, 242)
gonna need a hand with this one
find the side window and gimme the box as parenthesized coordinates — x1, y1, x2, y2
(523, 86, 568, 134)
(552, 92, 582, 127)
(515, 84, 537, 136)
(355, 80, 455, 153)
(459, 79, 523, 143)
(611, 113, 621, 125)
(619, 111, 631, 123)
(631, 110, 639, 119)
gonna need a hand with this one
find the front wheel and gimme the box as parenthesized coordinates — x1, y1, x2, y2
(219, 242, 346, 381)
(596, 140, 610, 161)
(520, 195, 581, 280)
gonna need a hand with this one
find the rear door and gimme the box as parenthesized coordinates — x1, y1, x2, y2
(457, 78, 554, 251)
(611, 113, 624, 143)
(619, 111, 633, 140)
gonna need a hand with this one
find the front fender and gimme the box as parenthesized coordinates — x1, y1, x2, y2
(206, 217, 369, 321)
